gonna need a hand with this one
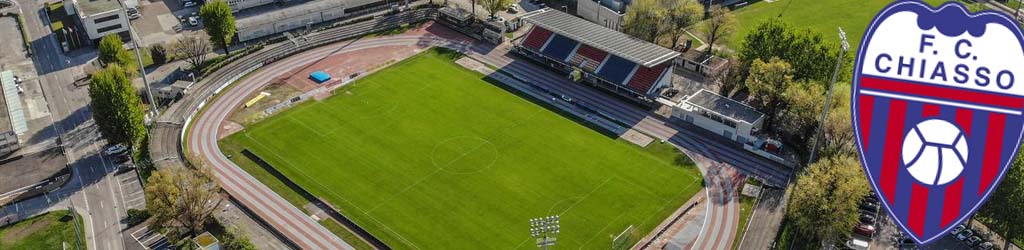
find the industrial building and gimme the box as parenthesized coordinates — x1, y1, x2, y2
(235, 0, 392, 42)
(515, 8, 680, 104)
(62, 0, 138, 41)
(0, 71, 23, 156)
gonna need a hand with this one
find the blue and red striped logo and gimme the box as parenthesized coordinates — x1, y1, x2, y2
(852, 1, 1024, 245)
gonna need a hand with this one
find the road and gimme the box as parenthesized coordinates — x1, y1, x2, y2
(183, 20, 790, 249)
(0, 1, 144, 250)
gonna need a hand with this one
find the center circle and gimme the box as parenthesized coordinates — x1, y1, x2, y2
(430, 136, 498, 174)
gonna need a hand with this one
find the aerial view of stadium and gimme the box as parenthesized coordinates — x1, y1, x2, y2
(4, 0, 1024, 249)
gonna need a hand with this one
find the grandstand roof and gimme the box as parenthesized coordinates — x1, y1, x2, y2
(684, 89, 764, 125)
(520, 8, 680, 67)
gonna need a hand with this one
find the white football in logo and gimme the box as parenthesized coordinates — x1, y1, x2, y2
(902, 119, 968, 186)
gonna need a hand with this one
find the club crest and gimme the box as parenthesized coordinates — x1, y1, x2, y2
(851, 0, 1024, 245)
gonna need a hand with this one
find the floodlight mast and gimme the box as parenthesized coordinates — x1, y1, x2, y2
(808, 27, 850, 165)
(530, 216, 560, 250)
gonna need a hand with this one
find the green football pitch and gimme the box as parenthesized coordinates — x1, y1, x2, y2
(220, 49, 702, 249)
(725, 0, 981, 51)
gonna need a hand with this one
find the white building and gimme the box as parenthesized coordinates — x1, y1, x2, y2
(63, 0, 138, 41)
(576, 0, 628, 30)
(227, 0, 277, 12)
(672, 89, 764, 144)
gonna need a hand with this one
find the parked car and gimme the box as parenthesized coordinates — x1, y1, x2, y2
(116, 163, 136, 173)
(128, 12, 141, 19)
(845, 237, 869, 250)
(854, 224, 875, 237)
(507, 4, 518, 13)
(859, 202, 879, 212)
(113, 154, 132, 164)
(957, 229, 975, 241)
(183, 1, 197, 7)
(976, 242, 994, 250)
(188, 16, 199, 26)
(104, 144, 128, 156)
(897, 237, 917, 250)
(951, 225, 967, 236)
(860, 214, 876, 225)
(966, 236, 983, 246)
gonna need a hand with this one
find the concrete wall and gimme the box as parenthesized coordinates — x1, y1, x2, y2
(228, 0, 277, 12)
(576, 0, 623, 30)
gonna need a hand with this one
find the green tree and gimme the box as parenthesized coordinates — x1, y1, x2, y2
(145, 163, 223, 236)
(745, 57, 793, 129)
(780, 81, 825, 146)
(787, 155, 869, 246)
(150, 44, 168, 65)
(88, 64, 146, 149)
(822, 85, 856, 158)
(621, 0, 665, 43)
(221, 226, 258, 250)
(480, 0, 512, 18)
(979, 147, 1024, 250)
(98, 34, 124, 65)
(738, 18, 850, 82)
(702, 5, 737, 55)
(200, 0, 236, 55)
(661, 0, 703, 49)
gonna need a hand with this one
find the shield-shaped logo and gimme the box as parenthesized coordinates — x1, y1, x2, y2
(852, 0, 1024, 244)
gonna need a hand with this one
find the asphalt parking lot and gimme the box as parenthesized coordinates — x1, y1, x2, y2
(133, 0, 205, 47)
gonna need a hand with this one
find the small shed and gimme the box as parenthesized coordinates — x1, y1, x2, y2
(310, 71, 331, 84)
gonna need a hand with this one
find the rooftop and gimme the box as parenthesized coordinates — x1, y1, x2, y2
(236, 0, 358, 29)
(684, 89, 764, 125)
(520, 8, 680, 67)
(76, 0, 122, 16)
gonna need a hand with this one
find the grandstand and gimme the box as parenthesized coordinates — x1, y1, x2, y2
(515, 8, 680, 104)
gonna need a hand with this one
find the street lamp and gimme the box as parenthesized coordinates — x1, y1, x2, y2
(529, 216, 560, 250)
(808, 27, 850, 165)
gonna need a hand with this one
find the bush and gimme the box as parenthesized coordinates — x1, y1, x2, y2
(126, 208, 151, 226)
(150, 45, 168, 66)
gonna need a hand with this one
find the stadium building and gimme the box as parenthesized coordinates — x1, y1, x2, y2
(515, 8, 680, 105)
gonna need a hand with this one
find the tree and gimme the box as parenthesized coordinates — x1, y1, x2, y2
(621, 0, 665, 43)
(480, 0, 512, 18)
(821, 85, 856, 158)
(150, 44, 168, 66)
(200, 0, 236, 55)
(221, 226, 258, 250)
(171, 34, 211, 70)
(738, 19, 851, 82)
(145, 163, 223, 236)
(662, 0, 703, 49)
(88, 64, 146, 149)
(787, 155, 869, 246)
(702, 5, 736, 55)
(712, 57, 744, 96)
(979, 147, 1024, 250)
(745, 57, 793, 129)
(98, 34, 125, 66)
(779, 81, 825, 147)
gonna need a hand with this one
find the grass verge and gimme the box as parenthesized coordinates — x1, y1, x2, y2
(0, 210, 86, 250)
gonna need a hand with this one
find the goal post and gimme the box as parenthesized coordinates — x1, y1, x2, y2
(611, 225, 638, 250)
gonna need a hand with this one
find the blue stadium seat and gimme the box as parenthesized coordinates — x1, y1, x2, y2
(597, 55, 636, 85)
(541, 35, 578, 62)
